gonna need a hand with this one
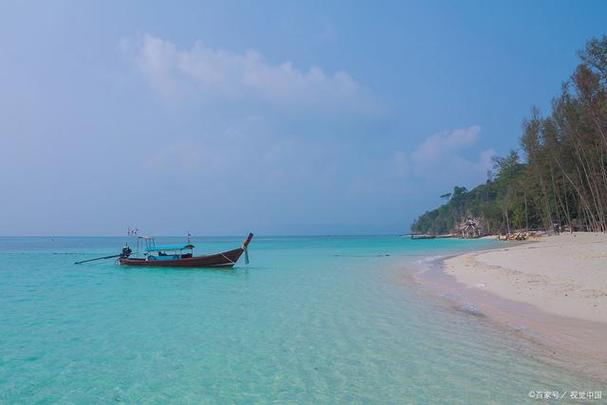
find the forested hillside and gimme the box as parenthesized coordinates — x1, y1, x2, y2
(412, 36, 607, 235)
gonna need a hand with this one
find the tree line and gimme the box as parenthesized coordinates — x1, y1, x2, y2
(412, 36, 607, 235)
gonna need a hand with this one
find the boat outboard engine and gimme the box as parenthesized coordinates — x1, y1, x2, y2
(121, 244, 132, 258)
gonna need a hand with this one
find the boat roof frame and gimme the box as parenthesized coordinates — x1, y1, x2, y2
(144, 243, 195, 252)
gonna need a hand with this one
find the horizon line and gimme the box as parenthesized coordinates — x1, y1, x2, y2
(0, 233, 405, 238)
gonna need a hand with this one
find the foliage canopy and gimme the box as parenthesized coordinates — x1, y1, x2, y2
(412, 36, 607, 235)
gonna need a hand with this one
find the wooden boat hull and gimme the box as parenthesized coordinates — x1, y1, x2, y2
(119, 233, 253, 268)
(119, 247, 245, 268)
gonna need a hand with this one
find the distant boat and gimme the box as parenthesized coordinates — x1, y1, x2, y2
(118, 233, 253, 268)
(410, 234, 436, 240)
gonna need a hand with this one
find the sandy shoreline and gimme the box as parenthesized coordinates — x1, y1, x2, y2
(414, 233, 607, 382)
(446, 233, 607, 323)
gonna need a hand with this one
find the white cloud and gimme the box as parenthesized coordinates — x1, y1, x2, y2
(411, 125, 480, 162)
(122, 34, 375, 114)
(406, 125, 495, 188)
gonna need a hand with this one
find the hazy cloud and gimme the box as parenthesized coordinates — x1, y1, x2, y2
(407, 125, 495, 188)
(411, 125, 481, 162)
(122, 34, 377, 114)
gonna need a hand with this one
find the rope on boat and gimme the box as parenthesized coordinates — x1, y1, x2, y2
(220, 253, 236, 265)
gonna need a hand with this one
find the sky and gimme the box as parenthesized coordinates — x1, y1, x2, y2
(0, 1, 606, 236)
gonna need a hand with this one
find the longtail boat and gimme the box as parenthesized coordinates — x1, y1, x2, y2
(410, 234, 436, 240)
(117, 233, 254, 268)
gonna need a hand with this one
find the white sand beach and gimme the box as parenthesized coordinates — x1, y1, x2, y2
(444, 233, 607, 324)
(438, 233, 607, 381)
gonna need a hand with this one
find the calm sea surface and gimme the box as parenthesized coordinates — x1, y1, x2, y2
(0, 236, 592, 403)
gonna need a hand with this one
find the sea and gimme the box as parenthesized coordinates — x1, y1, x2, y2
(0, 236, 596, 403)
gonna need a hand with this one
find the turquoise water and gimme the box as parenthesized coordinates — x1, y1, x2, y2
(0, 236, 594, 403)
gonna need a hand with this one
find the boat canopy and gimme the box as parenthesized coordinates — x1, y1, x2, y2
(145, 244, 194, 252)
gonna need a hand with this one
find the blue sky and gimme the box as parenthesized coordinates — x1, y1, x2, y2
(0, 1, 605, 236)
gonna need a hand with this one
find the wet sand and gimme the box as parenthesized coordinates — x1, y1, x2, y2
(411, 233, 607, 382)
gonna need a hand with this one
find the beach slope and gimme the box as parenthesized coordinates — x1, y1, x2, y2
(442, 233, 607, 380)
(444, 233, 607, 323)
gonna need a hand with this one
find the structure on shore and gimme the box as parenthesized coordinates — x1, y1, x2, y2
(460, 217, 481, 239)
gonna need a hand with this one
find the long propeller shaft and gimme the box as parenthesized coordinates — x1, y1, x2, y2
(74, 254, 122, 265)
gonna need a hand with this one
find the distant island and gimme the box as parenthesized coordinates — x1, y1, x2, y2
(412, 35, 607, 237)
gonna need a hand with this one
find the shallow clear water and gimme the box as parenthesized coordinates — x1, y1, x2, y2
(0, 236, 594, 403)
